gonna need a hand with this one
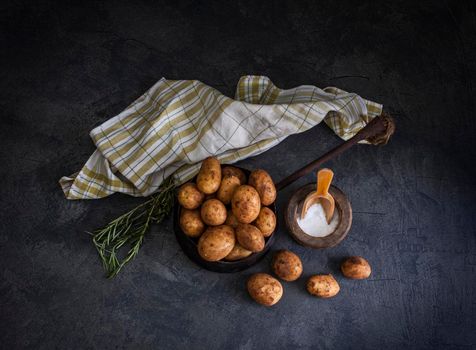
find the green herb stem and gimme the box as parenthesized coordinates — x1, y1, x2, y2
(92, 177, 175, 278)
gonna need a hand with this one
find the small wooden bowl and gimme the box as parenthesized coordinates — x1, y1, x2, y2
(285, 183, 352, 248)
(173, 166, 276, 273)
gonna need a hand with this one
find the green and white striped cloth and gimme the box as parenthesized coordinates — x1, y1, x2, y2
(60, 75, 382, 199)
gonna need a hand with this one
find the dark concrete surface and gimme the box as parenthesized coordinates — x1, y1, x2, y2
(1, 1, 476, 349)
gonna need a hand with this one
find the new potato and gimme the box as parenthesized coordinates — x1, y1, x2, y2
(177, 183, 205, 209)
(196, 157, 221, 194)
(216, 175, 241, 205)
(225, 210, 240, 228)
(200, 199, 227, 226)
(248, 169, 276, 206)
(247, 273, 283, 306)
(179, 209, 205, 238)
(236, 224, 265, 252)
(306, 274, 340, 298)
(197, 225, 235, 261)
(231, 185, 261, 224)
(271, 250, 303, 281)
(341, 256, 371, 279)
(224, 243, 252, 261)
(254, 207, 276, 237)
(222, 166, 246, 184)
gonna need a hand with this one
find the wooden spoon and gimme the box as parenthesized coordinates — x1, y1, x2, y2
(275, 113, 395, 191)
(301, 168, 335, 222)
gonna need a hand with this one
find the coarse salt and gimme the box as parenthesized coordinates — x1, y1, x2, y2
(297, 202, 339, 237)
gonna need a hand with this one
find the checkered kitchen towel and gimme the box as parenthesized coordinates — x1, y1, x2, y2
(60, 75, 382, 199)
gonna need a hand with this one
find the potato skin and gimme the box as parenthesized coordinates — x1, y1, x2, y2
(341, 256, 371, 279)
(225, 210, 240, 228)
(231, 185, 261, 224)
(222, 166, 246, 184)
(177, 183, 205, 209)
(224, 243, 252, 261)
(179, 208, 205, 238)
(197, 225, 235, 261)
(200, 199, 227, 226)
(271, 250, 303, 282)
(196, 157, 222, 194)
(235, 224, 265, 252)
(216, 175, 241, 205)
(248, 169, 276, 206)
(254, 207, 276, 237)
(247, 273, 283, 306)
(306, 274, 340, 298)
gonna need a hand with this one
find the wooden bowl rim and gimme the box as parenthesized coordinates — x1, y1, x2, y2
(285, 183, 352, 248)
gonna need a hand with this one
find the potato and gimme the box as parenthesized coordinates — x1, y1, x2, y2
(224, 243, 252, 261)
(197, 225, 235, 261)
(248, 169, 276, 206)
(225, 210, 240, 228)
(231, 185, 261, 224)
(200, 199, 227, 226)
(179, 208, 205, 238)
(216, 175, 241, 205)
(271, 250, 303, 282)
(235, 224, 265, 252)
(306, 274, 340, 298)
(177, 183, 205, 209)
(222, 166, 246, 184)
(254, 207, 276, 237)
(196, 157, 221, 194)
(247, 273, 283, 306)
(341, 256, 371, 279)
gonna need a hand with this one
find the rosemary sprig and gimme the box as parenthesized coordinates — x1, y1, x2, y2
(92, 177, 176, 278)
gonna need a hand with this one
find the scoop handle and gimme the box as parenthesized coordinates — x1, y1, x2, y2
(317, 168, 334, 195)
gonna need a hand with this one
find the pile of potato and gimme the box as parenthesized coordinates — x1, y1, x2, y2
(178, 157, 277, 262)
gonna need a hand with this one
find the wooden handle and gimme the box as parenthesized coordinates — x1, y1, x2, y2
(275, 114, 389, 191)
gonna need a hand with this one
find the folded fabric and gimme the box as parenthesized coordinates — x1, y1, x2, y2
(59, 75, 382, 199)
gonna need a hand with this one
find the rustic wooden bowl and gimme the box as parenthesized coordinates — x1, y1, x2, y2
(285, 183, 352, 248)
(173, 166, 276, 273)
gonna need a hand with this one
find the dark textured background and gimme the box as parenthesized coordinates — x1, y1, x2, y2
(1, 1, 476, 349)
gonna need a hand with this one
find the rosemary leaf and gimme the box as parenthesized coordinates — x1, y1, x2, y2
(91, 176, 175, 278)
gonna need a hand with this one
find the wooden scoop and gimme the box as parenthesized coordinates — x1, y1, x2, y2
(301, 169, 335, 222)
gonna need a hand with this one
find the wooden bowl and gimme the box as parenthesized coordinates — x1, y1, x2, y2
(285, 183, 352, 248)
(173, 166, 276, 273)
